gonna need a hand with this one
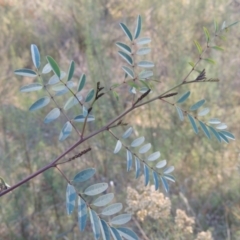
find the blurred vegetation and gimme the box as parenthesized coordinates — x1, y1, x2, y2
(0, 0, 240, 239)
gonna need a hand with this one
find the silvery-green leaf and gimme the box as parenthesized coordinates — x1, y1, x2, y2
(218, 132, 229, 143)
(163, 174, 175, 182)
(20, 83, 43, 92)
(138, 61, 154, 68)
(110, 214, 132, 225)
(116, 42, 131, 54)
(83, 105, 88, 117)
(117, 227, 138, 240)
(51, 81, 73, 91)
(78, 74, 86, 92)
(119, 23, 133, 41)
(122, 66, 134, 79)
(137, 37, 151, 45)
(85, 89, 95, 102)
(73, 168, 96, 183)
(55, 88, 69, 96)
(126, 150, 132, 172)
(102, 203, 123, 216)
(177, 91, 190, 103)
(66, 183, 76, 215)
(136, 48, 151, 55)
(216, 123, 227, 130)
(114, 140, 122, 154)
(161, 176, 169, 193)
(190, 99, 205, 111)
(156, 160, 167, 169)
(31, 44, 40, 68)
(153, 171, 159, 190)
(134, 15, 141, 39)
(29, 97, 50, 111)
(144, 164, 149, 186)
(64, 95, 82, 111)
(122, 127, 133, 139)
(118, 51, 133, 65)
(67, 60, 75, 81)
(48, 71, 66, 85)
(100, 219, 110, 240)
(89, 209, 100, 240)
(135, 157, 141, 179)
(198, 108, 210, 116)
(14, 69, 37, 77)
(199, 120, 211, 139)
(147, 151, 161, 161)
(42, 63, 51, 74)
(84, 183, 108, 196)
(92, 193, 114, 207)
(208, 118, 221, 124)
(139, 143, 151, 154)
(131, 137, 145, 147)
(139, 71, 153, 79)
(221, 131, 235, 140)
(188, 114, 198, 134)
(176, 106, 184, 121)
(110, 227, 122, 240)
(74, 114, 95, 122)
(78, 197, 87, 231)
(164, 166, 174, 174)
(208, 126, 221, 142)
(59, 121, 72, 141)
(46, 56, 61, 78)
(130, 87, 137, 94)
(44, 108, 60, 123)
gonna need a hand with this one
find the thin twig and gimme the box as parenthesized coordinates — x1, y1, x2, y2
(132, 216, 150, 240)
(55, 166, 70, 184)
(56, 147, 91, 165)
(38, 73, 81, 136)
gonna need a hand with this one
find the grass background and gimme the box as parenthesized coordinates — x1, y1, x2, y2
(0, 0, 240, 239)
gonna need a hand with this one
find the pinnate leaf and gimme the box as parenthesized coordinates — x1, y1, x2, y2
(119, 23, 133, 41)
(29, 97, 50, 112)
(177, 91, 190, 103)
(122, 127, 133, 139)
(114, 140, 122, 154)
(102, 203, 123, 216)
(59, 121, 72, 141)
(84, 183, 108, 196)
(92, 193, 114, 207)
(15, 69, 37, 77)
(73, 168, 96, 183)
(31, 44, 40, 68)
(66, 184, 76, 215)
(46, 56, 61, 78)
(134, 15, 142, 39)
(44, 108, 61, 123)
(20, 83, 42, 92)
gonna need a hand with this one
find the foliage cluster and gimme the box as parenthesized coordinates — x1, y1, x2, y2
(1, 0, 240, 237)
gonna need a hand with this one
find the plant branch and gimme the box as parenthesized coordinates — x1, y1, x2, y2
(55, 166, 70, 183)
(0, 66, 214, 197)
(59, 78, 83, 106)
